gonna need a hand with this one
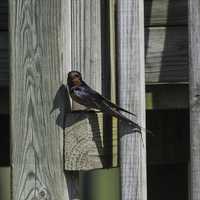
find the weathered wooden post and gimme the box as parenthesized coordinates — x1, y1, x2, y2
(189, 0, 200, 199)
(117, 0, 147, 199)
(64, 0, 117, 168)
(9, 0, 79, 199)
(71, 0, 102, 96)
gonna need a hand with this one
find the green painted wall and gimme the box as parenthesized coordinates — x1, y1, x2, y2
(0, 167, 10, 200)
(80, 168, 120, 200)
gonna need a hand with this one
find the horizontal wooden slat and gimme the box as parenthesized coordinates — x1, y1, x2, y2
(145, 27, 188, 83)
(0, 0, 187, 29)
(144, 0, 187, 26)
(0, 27, 188, 86)
(0, 0, 8, 30)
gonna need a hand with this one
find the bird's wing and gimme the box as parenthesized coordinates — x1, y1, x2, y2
(72, 84, 104, 109)
(100, 99, 141, 129)
(72, 84, 143, 132)
(82, 83, 136, 116)
(100, 96, 136, 117)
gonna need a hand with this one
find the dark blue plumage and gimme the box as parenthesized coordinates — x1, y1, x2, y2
(67, 71, 142, 131)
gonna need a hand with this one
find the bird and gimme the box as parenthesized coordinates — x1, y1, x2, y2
(67, 70, 143, 132)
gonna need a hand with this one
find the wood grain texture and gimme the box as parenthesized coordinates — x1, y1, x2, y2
(0, 0, 188, 30)
(144, 0, 187, 26)
(145, 27, 188, 84)
(70, 0, 115, 169)
(10, 0, 75, 199)
(64, 112, 117, 170)
(117, 0, 147, 199)
(71, 0, 102, 94)
(0, 0, 8, 30)
(189, 0, 200, 199)
(0, 26, 188, 87)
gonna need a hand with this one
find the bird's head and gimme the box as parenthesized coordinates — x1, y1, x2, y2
(67, 71, 82, 87)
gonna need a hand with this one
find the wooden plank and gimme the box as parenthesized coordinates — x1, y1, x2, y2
(145, 27, 188, 84)
(189, 0, 200, 199)
(71, 0, 102, 94)
(146, 84, 189, 109)
(0, 0, 188, 30)
(0, 0, 189, 30)
(0, 27, 188, 86)
(144, 0, 188, 26)
(64, 112, 117, 170)
(9, 0, 76, 199)
(70, 0, 115, 168)
(0, 0, 8, 30)
(117, 0, 147, 199)
(69, 0, 104, 198)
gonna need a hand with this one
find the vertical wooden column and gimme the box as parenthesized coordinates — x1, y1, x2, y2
(71, 0, 102, 92)
(71, 1, 102, 198)
(189, 0, 200, 199)
(9, 0, 76, 199)
(117, 0, 147, 199)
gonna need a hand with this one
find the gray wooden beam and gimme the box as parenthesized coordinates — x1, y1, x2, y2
(69, 0, 103, 198)
(70, 0, 114, 168)
(0, 0, 188, 31)
(117, 0, 147, 199)
(145, 27, 188, 84)
(9, 0, 76, 199)
(71, 0, 102, 93)
(0, 26, 188, 87)
(144, 0, 187, 26)
(71, 0, 102, 113)
(189, 0, 200, 199)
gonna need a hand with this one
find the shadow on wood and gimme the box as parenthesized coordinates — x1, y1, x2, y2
(64, 111, 142, 171)
(65, 171, 80, 200)
(51, 85, 141, 171)
(50, 84, 71, 129)
(64, 112, 107, 170)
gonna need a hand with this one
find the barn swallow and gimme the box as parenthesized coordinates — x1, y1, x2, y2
(67, 71, 142, 132)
